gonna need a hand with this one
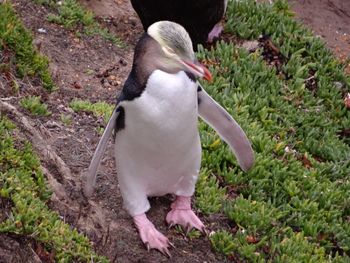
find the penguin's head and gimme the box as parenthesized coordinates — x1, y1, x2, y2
(147, 21, 212, 81)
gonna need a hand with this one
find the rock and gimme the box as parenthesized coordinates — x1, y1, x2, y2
(241, 40, 260, 52)
(37, 28, 47, 34)
(334, 81, 343, 89)
(119, 58, 128, 66)
(73, 81, 83, 89)
(45, 120, 61, 129)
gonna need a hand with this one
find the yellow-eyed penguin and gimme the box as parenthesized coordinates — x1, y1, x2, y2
(130, 0, 228, 50)
(84, 21, 254, 256)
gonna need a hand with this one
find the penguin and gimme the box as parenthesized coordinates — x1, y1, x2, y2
(130, 0, 228, 50)
(84, 21, 254, 256)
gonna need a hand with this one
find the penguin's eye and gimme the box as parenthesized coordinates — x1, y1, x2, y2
(162, 46, 176, 57)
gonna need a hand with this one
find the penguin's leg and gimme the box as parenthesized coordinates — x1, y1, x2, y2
(166, 196, 206, 234)
(117, 176, 172, 255)
(165, 138, 204, 234)
(133, 213, 172, 257)
(207, 22, 223, 43)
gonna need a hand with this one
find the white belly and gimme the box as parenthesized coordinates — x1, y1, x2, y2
(115, 70, 201, 215)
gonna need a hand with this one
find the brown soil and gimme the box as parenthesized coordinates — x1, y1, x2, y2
(1, 0, 349, 262)
(288, 0, 350, 72)
(0, 234, 42, 263)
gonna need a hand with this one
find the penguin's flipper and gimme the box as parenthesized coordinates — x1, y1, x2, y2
(84, 108, 119, 197)
(197, 85, 254, 172)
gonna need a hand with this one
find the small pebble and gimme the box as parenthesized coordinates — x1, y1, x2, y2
(37, 28, 47, 34)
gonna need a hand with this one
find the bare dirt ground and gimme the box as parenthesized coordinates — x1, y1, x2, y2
(1, 0, 349, 262)
(288, 0, 350, 72)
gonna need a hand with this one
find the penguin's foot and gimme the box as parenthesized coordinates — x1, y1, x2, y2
(166, 196, 206, 234)
(207, 23, 223, 43)
(133, 213, 172, 257)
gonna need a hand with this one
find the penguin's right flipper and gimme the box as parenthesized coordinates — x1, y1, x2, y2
(84, 108, 119, 197)
(197, 85, 254, 172)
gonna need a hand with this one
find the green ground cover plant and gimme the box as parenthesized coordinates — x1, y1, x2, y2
(69, 98, 114, 123)
(60, 113, 73, 126)
(0, 3, 55, 90)
(20, 96, 51, 116)
(0, 116, 108, 262)
(196, 0, 350, 261)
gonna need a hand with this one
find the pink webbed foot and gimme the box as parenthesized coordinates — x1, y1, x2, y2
(166, 196, 206, 234)
(134, 214, 173, 257)
(207, 23, 224, 43)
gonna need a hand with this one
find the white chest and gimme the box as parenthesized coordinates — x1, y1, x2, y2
(120, 70, 199, 140)
(115, 70, 202, 201)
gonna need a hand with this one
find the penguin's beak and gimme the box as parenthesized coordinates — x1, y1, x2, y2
(181, 60, 212, 82)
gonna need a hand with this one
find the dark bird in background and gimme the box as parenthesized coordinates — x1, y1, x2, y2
(130, 0, 228, 50)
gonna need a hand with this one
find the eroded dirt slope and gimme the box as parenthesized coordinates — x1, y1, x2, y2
(289, 0, 350, 69)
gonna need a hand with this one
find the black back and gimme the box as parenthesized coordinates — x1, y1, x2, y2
(115, 33, 154, 132)
(130, 0, 225, 50)
(117, 33, 155, 104)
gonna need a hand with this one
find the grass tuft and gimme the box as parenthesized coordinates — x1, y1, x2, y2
(47, 0, 94, 28)
(0, 3, 55, 91)
(20, 96, 51, 116)
(69, 99, 114, 123)
(60, 113, 73, 126)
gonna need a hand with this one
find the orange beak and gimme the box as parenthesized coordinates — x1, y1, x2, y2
(182, 61, 213, 82)
(200, 64, 213, 82)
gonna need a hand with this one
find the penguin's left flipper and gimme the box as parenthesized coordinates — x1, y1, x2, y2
(84, 108, 119, 197)
(197, 85, 254, 172)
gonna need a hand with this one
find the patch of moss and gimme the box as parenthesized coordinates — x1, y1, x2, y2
(0, 3, 55, 90)
(20, 96, 51, 116)
(69, 98, 114, 123)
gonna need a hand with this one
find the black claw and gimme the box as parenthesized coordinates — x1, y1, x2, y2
(168, 241, 175, 248)
(202, 226, 209, 236)
(161, 247, 171, 258)
(145, 242, 150, 252)
(185, 224, 192, 236)
(168, 222, 175, 230)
